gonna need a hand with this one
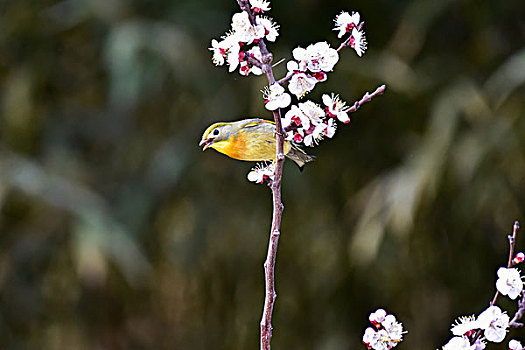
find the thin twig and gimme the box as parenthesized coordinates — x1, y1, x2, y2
(348, 84, 387, 113)
(336, 35, 352, 52)
(491, 221, 520, 306)
(507, 221, 519, 268)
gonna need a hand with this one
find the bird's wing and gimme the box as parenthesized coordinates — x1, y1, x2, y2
(241, 119, 274, 129)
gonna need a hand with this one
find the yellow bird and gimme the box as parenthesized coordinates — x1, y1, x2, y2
(199, 118, 314, 169)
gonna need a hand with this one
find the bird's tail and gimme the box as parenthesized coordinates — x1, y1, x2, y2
(286, 144, 315, 171)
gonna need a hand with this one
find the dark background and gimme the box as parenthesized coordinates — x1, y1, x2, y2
(1, 0, 525, 348)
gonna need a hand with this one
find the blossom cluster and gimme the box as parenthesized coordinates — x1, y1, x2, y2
(284, 11, 367, 99)
(209, 5, 368, 97)
(265, 90, 352, 146)
(248, 90, 353, 183)
(442, 265, 524, 349)
(362, 309, 405, 350)
(333, 11, 367, 56)
(446, 305, 508, 348)
(282, 94, 342, 146)
(285, 42, 338, 99)
(209, 0, 278, 76)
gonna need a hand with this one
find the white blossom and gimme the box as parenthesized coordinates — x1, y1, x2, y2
(288, 72, 317, 99)
(477, 305, 509, 343)
(286, 60, 307, 73)
(472, 339, 486, 350)
(286, 60, 320, 98)
(298, 100, 326, 145)
(509, 339, 524, 350)
(298, 100, 325, 122)
(375, 330, 392, 350)
(369, 309, 387, 325)
(322, 93, 351, 123)
(363, 327, 380, 346)
(303, 122, 326, 147)
(306, 42, 339, 72)
(292, 46, 309, 63)
(256, 16, 279, 42)
(333, 11, 360, 38)
(209, 39, 226, 66)
(292, 42, 339, 73)
(283, 105, 310, 130)
(227, 43, 241, 72)
(249, 0, 270, 13)
(442, 336, 476, 350)
(283, 102, 327, 146)
(450, 315, 480, 336)
(381, 314, 405, 346)
(351, 28, 367, 57)
(262, 83, 291, 110)
(239, 46, 263, 76)
(324, 118, 336, 138)
(248, 44, 263, 61)
(247, 163, 275, 184)
(496, 267, 523, 300)
(231, 11, 251, 34)
(231, 11, 265, 44)
(209, 33, 240, 69)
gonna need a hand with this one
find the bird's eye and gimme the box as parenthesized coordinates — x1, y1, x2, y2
(212, 128, 220, 136)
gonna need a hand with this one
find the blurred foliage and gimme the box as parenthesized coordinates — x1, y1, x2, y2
(1, 0, 525, 349)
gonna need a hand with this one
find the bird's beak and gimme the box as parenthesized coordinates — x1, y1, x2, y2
(199, 138, 212, 151)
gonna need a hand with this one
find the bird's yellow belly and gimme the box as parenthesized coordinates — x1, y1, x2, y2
(211, 133, 291, 162)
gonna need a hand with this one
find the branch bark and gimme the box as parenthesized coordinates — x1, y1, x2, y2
(258, 29, 285, 350)
(347, 84, 386, 113)
(259, 54, 284, 350)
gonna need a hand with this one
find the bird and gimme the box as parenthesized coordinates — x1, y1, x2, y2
(199, 118, 314, 169)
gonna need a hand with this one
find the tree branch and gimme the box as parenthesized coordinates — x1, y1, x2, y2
(259, 41, 284, 350)
(235, 2, 284, 349)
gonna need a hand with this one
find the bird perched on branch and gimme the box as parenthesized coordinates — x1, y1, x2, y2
(199, 118, 314, 169)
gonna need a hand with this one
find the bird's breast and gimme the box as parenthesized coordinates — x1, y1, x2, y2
(210, 130, 292, 162)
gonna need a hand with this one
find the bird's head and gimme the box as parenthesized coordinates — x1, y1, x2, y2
(199, 122, 234, 151)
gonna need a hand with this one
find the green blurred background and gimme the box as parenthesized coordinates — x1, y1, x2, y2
(1, 0, 525, 348)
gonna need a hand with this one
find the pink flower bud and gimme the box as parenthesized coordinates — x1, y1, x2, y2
(513, 252, 524, 264)
(293, 133, 303, 143)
